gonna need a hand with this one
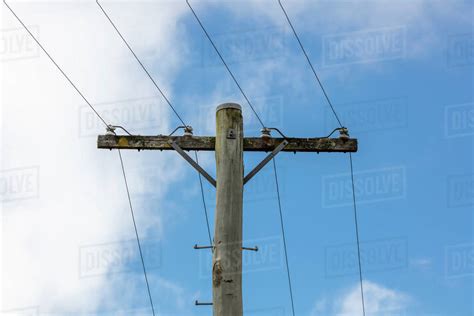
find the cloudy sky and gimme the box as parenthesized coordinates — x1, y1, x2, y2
(1, 0, 473, 315)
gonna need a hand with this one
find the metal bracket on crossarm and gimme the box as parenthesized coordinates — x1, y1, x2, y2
(169, 140, 217, 187)
(243, 139, 289, 185)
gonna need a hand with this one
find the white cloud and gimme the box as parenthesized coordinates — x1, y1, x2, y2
(311, 280, 411, 316)
(215, 0, 466, 82)
(1, 0, 191, 313)
(1, 0, 465, 313)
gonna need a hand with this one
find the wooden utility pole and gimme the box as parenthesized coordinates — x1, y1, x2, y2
(97, 102, 357, 316)
(214, 103, 244, 315)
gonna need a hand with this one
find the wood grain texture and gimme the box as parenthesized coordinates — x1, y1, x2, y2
(213, 104, 244, 316)
(98, 135, 358, 152)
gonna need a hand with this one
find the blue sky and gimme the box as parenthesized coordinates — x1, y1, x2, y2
(1, 0, 473, 315)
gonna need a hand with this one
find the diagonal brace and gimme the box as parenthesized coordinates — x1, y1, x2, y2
(169, 140, 217, 187)
(244, 140, 289, 185)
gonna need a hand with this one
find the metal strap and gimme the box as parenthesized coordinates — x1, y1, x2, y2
(243, 140, 289, 185)
(169, 140, 217, 187)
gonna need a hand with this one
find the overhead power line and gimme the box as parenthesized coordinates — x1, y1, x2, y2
(3, 2, 157, 314)
(277, 1, 366, 315)
(186, 2, 296, 314)
(350, 153, 366, 316)
(277, 0, 343, 128)
(96, 0, 214, 269)
(186, 0, 266, 129)
(195, 151, 213, 246)
(5, 1, 362, 315)
(273, 159, 296, 316)
(3, 0, 109, 128)
(118, 150, 157, 316)
(96, 0, 187, 127)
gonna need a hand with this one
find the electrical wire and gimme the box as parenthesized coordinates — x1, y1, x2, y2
(96, 0, 214, 258)
(3, 0, 109, 128)
(277, 0, 343, 128)
(277, 2, 365, 314)
(186, 0, 265, 129)
(186, 2, 296, 313)
(194, 152, 213, 246)
(273, 158, 296, 316)
(96, 0, 187, 127)
(3, 3, 158, 314)
(350, 153, 366, 316)
(5, 2, 360, 315)
(118, 150, 156, 316)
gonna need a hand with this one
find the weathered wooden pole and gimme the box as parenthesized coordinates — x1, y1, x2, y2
(97, 103, 358, 313)
(213, 103, 244, 316)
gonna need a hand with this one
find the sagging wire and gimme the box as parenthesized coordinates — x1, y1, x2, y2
(277, 1, 365, 314)
(118, 150, 156, 316)
(277, 0, 343, 128)
(3, 2, 157, 314)
(186, 0, 266, 129)
(96, 1, 215, 292)
(3, 0, 109, 128)
(96, 0, 187, 127)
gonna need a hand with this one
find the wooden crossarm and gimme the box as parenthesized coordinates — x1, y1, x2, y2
(97, 135, 357, 153)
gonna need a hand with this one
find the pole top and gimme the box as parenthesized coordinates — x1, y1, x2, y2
(216, 103, 242, 112)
